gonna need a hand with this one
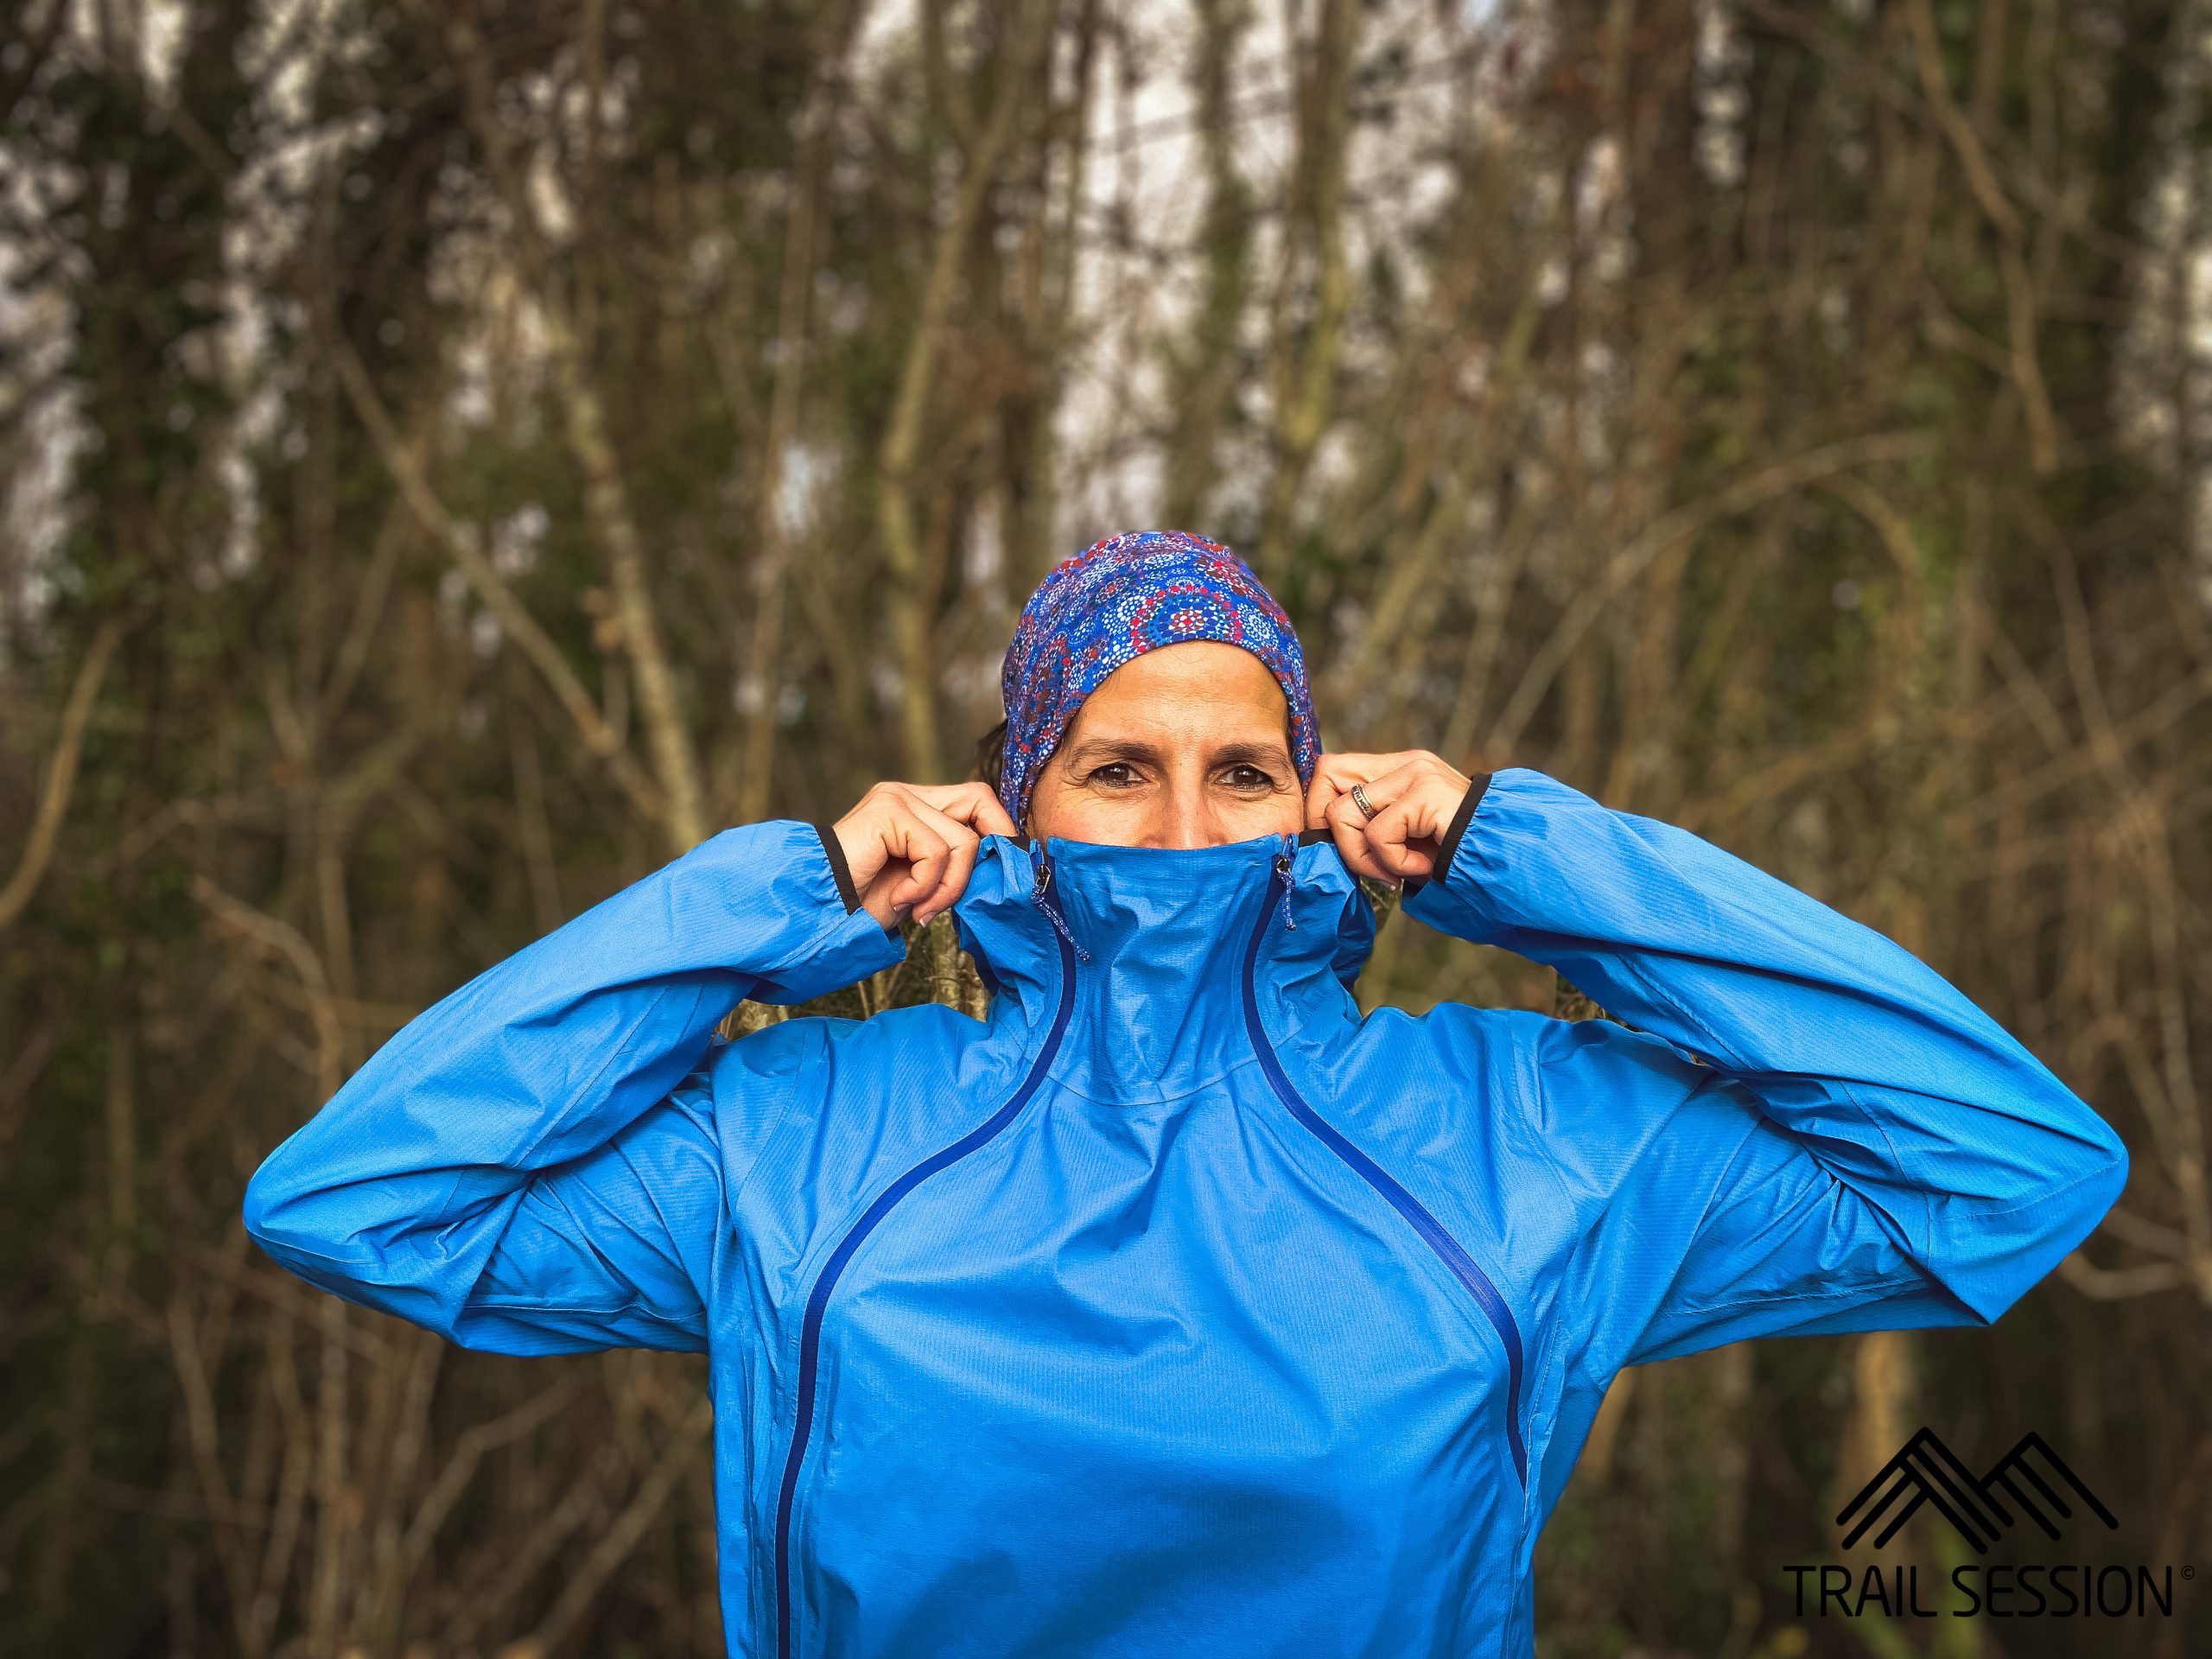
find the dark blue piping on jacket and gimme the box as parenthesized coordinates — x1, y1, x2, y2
(1240, 851, 1529, 1488)
(772, 868, 1081, 1659)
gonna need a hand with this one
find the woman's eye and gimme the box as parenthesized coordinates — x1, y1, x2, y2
(1090, 763, 1141, 789)
(1224, 766, 1276, 791)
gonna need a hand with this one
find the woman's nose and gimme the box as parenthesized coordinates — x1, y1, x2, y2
(1158, 783, 1223, 849)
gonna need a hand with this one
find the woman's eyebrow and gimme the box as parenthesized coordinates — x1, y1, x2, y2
(1054, 736, 1292, 772)
(1210, 741, 1294, 769)
(1057, 737, 1168, 770)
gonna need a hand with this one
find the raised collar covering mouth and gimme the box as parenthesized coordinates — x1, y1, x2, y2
(950, 833, 1374, 1101)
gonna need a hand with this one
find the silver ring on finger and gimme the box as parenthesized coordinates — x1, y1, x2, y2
(1350, 782, 1380, 823)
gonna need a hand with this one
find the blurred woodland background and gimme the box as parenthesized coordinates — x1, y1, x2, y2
(3, 0, 2210, 1655)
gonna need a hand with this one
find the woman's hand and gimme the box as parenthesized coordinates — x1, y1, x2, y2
(1306, 751, 1475, 886)
(832, 782, 1020, 930)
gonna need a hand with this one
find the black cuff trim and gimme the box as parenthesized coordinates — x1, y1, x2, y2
(814, 823, 861, 913)
(1402, 772, 1491, 899)
(1435, 772, 1491, 878)
(1296, 827, 1335, 848)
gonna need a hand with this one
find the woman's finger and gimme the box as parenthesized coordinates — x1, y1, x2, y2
(830, 784, 893, 895)
(916, 781, 1020, 842)
(880, 811, 952, 917)
(1305, 753, 1380, 829)
(1304, 760, 1346, 830)
(1359, 790, 1437, 881)
(1325, 760, 1451, 884)
(1323, 788, 1396, 883)
(1305, 752, 1428, 829)
(906, 798, 982, 925)
(837, 781, 1020, 927)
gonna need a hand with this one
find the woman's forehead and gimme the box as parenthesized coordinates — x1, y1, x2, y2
(1063, 645, 1293, 747)
(1090, 640, 1282, 698)
(1092, 641, 1283, 703)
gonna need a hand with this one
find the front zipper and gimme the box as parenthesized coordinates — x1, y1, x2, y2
(772, 853, 1080, 1659)
(1240, 850, 1529, 1489)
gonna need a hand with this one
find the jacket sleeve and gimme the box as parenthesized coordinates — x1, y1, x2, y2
(242, 820, 904, 1355)
(1401, 767, 2127, 1371)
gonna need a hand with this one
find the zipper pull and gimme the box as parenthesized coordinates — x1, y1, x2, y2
(1032, 856, 1090, 963)
(1274, 837, 1296, 932)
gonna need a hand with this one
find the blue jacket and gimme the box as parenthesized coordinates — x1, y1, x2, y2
(244, 767, 2127, 1657)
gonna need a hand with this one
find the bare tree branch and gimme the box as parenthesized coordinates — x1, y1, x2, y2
(876, 0, 1059, 779)
(327, 336, 669, 829)
(0, 615, 125, 933)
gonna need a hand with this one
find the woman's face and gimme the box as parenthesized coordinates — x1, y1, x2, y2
(1025, 641, 1306, 848)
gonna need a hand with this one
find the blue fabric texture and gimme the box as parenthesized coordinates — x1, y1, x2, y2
(995, 531, 1320, 824)
(244, 771, 2127, 1657)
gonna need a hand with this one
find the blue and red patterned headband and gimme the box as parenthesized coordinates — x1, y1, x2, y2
(997, 531, 1320, 824)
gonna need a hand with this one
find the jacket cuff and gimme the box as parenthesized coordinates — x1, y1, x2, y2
(1401, 772, 1493, 900)
(814, 823, 862, 912)
(680, 820, 906, 1002)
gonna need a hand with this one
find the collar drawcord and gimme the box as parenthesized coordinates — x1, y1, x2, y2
(1031, 856, 1091, 963)
(1274, 835, 1298, 932)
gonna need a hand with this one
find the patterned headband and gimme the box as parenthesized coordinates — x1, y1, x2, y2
(996, 531, 1320, 824)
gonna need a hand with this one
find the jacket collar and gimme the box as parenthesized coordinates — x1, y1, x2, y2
(951, 833, 1374, 1101)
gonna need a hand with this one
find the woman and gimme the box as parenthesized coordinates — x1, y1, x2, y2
(245, 531, 2126, 1658)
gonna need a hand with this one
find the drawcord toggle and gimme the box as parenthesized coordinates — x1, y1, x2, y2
(1032, 857, 1091, 963)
